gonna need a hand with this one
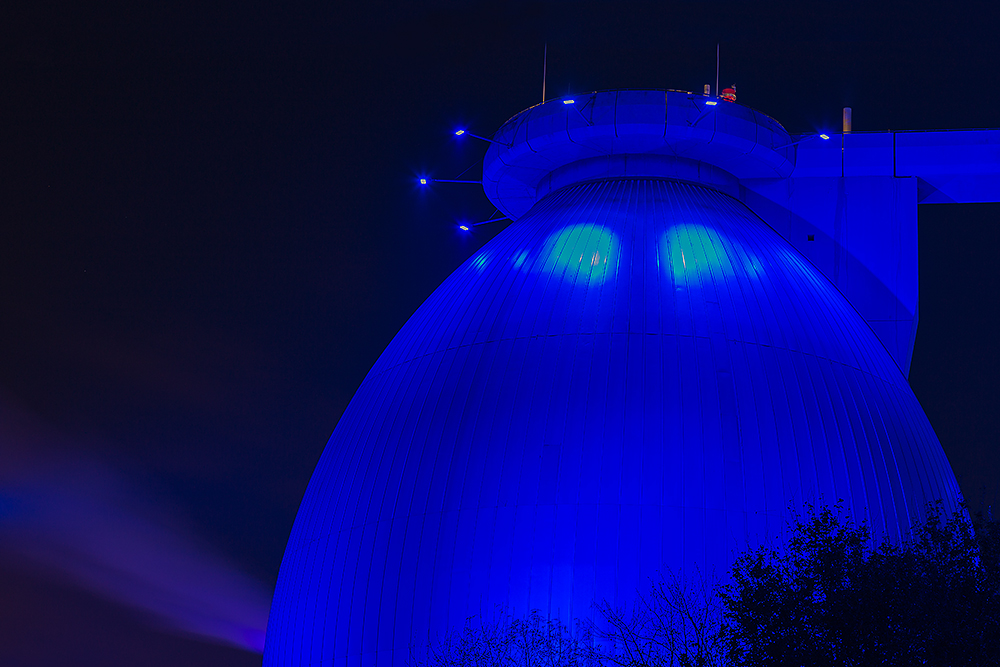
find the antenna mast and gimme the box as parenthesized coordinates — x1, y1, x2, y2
(715, 43, 720, 99)
(542, 43, 548, 102)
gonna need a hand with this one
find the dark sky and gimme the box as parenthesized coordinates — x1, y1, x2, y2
(2, 1, 999, 664)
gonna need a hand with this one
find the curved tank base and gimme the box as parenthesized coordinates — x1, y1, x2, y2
(264, 178, 959, 667)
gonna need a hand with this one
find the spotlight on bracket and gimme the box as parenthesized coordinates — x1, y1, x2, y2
(775, 132, 835, 150)
(563, 99, 575, 105)
(421, 178, 482, 185)
(455, 215, 509, 233)
(452, 128, 512, 148)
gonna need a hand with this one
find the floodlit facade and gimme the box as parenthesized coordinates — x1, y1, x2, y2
(265, 90, 1000, 666)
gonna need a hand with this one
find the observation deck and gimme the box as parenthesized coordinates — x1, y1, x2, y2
(483, 89, 796, 219)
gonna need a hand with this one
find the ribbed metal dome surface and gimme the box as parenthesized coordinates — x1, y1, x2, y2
(264, 178, 959, 667)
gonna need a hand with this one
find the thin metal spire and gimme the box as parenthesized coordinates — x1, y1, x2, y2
(715, 43, 720, 99)
(542, 43, 548, 102)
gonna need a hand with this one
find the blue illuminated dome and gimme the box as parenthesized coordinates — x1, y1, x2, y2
(264, 91, 961, 666)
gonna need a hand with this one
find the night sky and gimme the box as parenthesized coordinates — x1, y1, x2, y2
(2, 1, 1000, 664)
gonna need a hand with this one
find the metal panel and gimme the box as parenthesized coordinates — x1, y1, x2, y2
(265, 179, 959, 667)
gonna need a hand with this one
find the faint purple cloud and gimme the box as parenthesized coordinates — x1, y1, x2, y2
(0, 397, 270, 652)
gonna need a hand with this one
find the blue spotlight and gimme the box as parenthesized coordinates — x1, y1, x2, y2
(452, 128, 512, 148)
(775, 133, 834, 150)
(705, 100, 718, 106)
(565, 98, 594, 127)
(459, 224, 470, 231)
(419, 178, 428, 185)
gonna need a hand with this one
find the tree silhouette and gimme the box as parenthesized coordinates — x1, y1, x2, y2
(593, 569, 726, 667)
(412, 500, 1000, 667)
(412, 608, 599, 667)
(721, 501, 1000, 666)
